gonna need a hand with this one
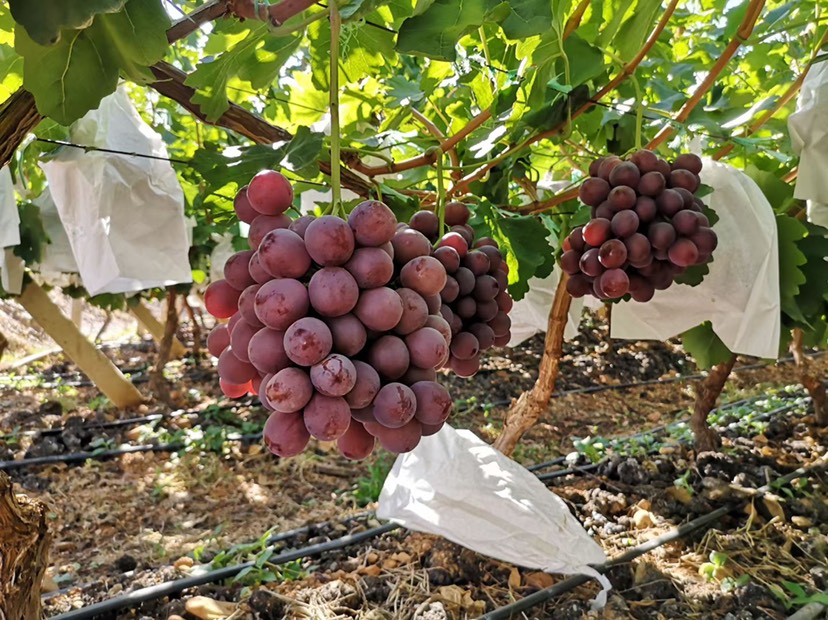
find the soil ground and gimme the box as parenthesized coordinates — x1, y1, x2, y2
(1, 306, 826, 620)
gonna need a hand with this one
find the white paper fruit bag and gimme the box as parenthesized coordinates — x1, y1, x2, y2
(789, 59, 828, 227)
(610, 159, 780, 358)
(378, 425, 611, 607)
(508, 265, 585, 346)
(40, 86, 192, 296)
(0, 165, 23, 294)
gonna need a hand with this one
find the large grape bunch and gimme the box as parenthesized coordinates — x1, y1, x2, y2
(204, 170, 454, 461)
(561, 151, 718, 302)
(406, 202, 514, 378)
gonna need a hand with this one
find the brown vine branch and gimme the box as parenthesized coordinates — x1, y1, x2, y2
(450, 0, 680, 201)
(563, 0, 591, 40)
(713, 29, 828, 160)
(647, 0, 767, 150)
(691, 355, 737, 453)
(356, 109, 493, 176)
(791, 327, 827, 426)
(166, 0, 230, 43)
(228, 0, 318, 25)
(150, 289, 179, 407)
(410, 108, 462, 180)
(149, 62, 372, 195)
(493, 273, 572, 456)
(0, 330, 8, 363)
(182, 294, 203, 362)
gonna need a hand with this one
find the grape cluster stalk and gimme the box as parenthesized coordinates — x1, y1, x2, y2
(561, 151, 718, 302)
(204, 170, 511, 460)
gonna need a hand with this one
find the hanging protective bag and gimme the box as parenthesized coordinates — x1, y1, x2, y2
(609, 159, 780, 358)
(40, 87, 192, 296)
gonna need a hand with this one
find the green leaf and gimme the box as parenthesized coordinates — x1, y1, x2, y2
(16, 24, 119, 125)
(791, 224, 828, 332)
(14, 202, 47, 265)
(776, 214, 808, 324)
(500, 0, 552, 39)
(190, 145, 290, 196)
(744, 165, 795, 213)
(14, 0, 169, 124)
(91, 0, 170, 83)
(615, 0, 662, 61)
(9, 0, 126, 46)
(682, 322, 733, 370)
(283, 127, 325, 177)
(470, 199, 555, 300)
(563, 34, 605, 87)
(396, 0, 500, 61)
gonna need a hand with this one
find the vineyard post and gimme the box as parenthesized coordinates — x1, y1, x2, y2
(131, 300, 188, 359)
(790, 327, 827, 425)
(0, 330, 7, 362)
(493, 275, 572, 456)
(0, 471, 51, 620)
(691, 355, 737, 452)
(17, 282, 145, 408)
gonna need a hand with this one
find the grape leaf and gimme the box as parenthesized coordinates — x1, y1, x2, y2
(500, 0, 552, 39)
(745, 164, 796, 214)
(9, 0, 126, 46)
(614, 0, 662, 61)
(90, 0, 170, 83)
(791, 223, 828, 325)
(190, 144, 290, 196)
(15, 24, 119, 125)
(470, 199, 555, 300)
(15, 0, 169, 124)
(14, 202, 47, 265)
(283, 126, 325, 178)
(682, 321, 733, 370)
(396, 0, 501, 61)
(776, 214, 808, 324)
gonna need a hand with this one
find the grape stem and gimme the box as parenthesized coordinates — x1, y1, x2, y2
(435, 151, 446, 240)
(329, 0, 342, 216)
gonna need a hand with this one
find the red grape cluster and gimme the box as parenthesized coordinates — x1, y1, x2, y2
(405, 203, 513, 377)
(205, 170, 455, 460)
(561, 151, 718, 302)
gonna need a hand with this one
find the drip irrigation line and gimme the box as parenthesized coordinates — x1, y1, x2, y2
(535, 399, 802, 483)
(0, 397, 257, 442)
(42, 510, 376, 602)
(0, 433, 263, 471)
(47, 522, 400, 620)
(479, 454, 828, 620)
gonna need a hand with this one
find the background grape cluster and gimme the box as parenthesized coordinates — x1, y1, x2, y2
(204, 170, 513, 460)
(560, 151, 718, 302)
(407, 203, 513, 378)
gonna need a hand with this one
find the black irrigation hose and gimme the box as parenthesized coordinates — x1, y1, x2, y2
(527, 392, 783, 473)
(548, 350, 826, 400)
(535, 400, 802, 483)
(0, 397, 258, 442)
(47, 523, 400, 620)
(42, 511, 377, 602)
(0, 433, 263, 471)
(479, 456, 828, 620)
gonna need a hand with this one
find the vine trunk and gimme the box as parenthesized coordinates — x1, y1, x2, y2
(691, 355, 737, 453)
(150, 289, 180, 406)
(493, 274, 572, 456)
(0, 472, 51, 620)
(790, 328, 826, 426)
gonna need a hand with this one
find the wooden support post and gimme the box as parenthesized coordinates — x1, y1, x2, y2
(70, 298, 83, 330)
(791, 328, 827, 426)
(18, 282, 145, 408)
(0, 472, 51, 620)
(131, 301, 187, 359)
